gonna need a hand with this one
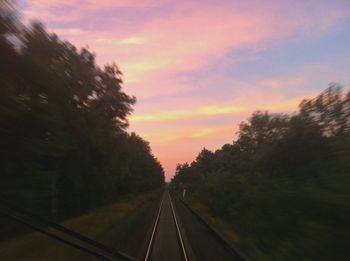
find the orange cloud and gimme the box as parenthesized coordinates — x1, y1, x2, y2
(143, 124, 236, 143)
(130, 95, 304, 126)
(94, 36, 146, 45)
(49, 28, 85, 36)
(130, 105, 244, 123)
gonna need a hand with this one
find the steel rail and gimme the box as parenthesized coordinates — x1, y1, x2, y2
(143, 190, 189, 261)
(143, 192, 165, 261)
(168, 190, 189, 261)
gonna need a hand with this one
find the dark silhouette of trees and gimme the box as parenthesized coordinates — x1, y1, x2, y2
(0, 2, 164, 221)
(171, 85, 350, 260)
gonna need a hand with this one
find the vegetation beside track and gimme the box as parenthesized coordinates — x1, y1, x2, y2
(0, 190, 161, 260)
(171, 86, 350, 260)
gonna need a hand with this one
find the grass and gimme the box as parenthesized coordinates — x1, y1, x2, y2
(186, 197, 282, 260)
(0, 190, 160, 260)
(180, 193, 251, 259)
(183, 193, 350, 261)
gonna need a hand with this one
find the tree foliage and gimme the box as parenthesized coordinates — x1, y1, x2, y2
(171, 85, 350, 260)
(0, 3, 164, 221)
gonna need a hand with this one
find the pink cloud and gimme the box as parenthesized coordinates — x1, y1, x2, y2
(21, 0, 350, 179)
(26, 0, 349, 91)
(130, 64, 350, 179)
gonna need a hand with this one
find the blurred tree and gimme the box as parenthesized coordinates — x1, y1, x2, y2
(300, 83, 350, 136)
(0, 5, 164, 221)
(171, 84, 350, 260)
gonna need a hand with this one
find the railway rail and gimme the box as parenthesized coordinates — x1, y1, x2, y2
(1, 189, 247, 260)
(144, 190, 188, 261)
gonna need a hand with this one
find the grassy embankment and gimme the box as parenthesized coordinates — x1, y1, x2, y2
(179, 193, 253, 260)
(181, 189, 349, 261)
(0, 190, 160, 260)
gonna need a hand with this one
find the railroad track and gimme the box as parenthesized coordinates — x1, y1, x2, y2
(2, 190, 247, 260)
(144, 190, 188, 261)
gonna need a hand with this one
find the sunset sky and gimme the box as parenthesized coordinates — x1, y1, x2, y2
(19, 0, 350, 180)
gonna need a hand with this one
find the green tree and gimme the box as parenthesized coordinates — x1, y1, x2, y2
(171, 84, 350, 260)
(0, 6, 164, 222)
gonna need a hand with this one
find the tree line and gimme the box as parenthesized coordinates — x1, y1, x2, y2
(171, 85, 350, 260)
(0, 1, 164, 222)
